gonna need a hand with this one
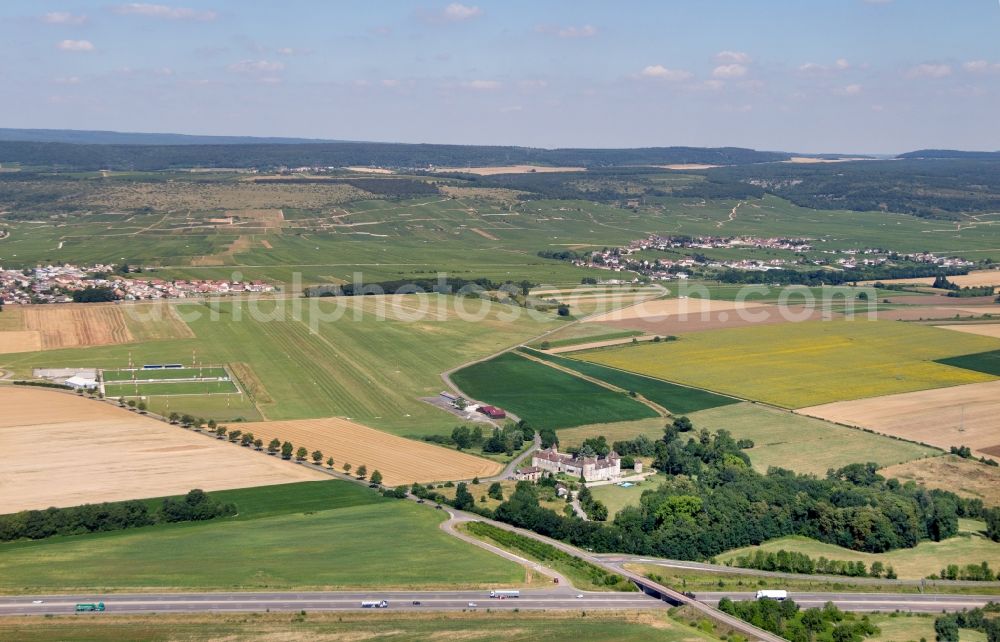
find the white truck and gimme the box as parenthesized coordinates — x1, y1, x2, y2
(489, 589, 520, 599)
(755, 590, 788, 601)
(361, 600, 389, 608)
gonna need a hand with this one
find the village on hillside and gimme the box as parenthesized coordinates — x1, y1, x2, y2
(0, 264, 275, 305)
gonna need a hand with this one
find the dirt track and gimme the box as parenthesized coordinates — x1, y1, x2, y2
(236, 417, 502, 485)
(0, 387, 323, 513)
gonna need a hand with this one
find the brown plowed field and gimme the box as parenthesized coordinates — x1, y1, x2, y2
(798, 380, 1000, 461)
(21, 304, 134, 349)
(586, 298, 765, 324)
(0, 387, 324, 513)
(860, 270, 1000, 289)
(595, 304, 825, 335)
(237, 417, 502, 485)
(937, 324, 1000, 339)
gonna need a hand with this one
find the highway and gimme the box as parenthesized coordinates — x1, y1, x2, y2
(0, 589, 661, 616)
(697, 592, 999, 613)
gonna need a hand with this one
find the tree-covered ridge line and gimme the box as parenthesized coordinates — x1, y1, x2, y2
(473, 418, 999, 562)
(0, 140, 787, 172)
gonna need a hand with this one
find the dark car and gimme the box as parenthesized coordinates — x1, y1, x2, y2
(417, 499, 425, 504)
(435, 505, 443, 510)
(412, 600, 421, 606)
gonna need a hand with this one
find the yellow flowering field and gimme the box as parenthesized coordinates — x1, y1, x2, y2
(576, 319, 1000, 408)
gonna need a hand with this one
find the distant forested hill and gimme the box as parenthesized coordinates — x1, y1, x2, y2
(897, 149, 1000, 160)
(0, 138, 787, 171)
(702, 158, 1000, 219)
(0, 128, 339, 146)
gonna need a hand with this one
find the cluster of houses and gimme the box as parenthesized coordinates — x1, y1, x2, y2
(571, 234, 979, 281)
(0, 263, 275, 305)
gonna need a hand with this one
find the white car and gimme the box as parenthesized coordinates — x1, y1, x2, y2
(32, 600, 43, 604)
(575, 594, 583, 599)
(468, 602, 477, 607)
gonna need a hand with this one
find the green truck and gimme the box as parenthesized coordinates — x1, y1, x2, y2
(74, 602, 105, 612)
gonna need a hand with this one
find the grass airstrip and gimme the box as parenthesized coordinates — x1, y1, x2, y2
(0, 481, 526, 592)
(576, 320, 1000, 408)
(0, 296, 561, 436)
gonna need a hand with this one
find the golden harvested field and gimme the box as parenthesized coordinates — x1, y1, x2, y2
(22, 304, 132, 350)
(577, 320, 1000, 408)
(0, 330, 42, 354)
(0, 387, 324, 513)
(433, 165, 585, 175)
(858, 270, 1000, 288)
(938, 323, 1000, 338)
(882, 455, 1000, 507)
(798, 379, 1000, 460)
(236, 417, 502, 485)
(586, 297, 765, 323)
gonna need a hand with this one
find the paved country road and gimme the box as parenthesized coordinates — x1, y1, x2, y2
(696, 592, 1000, 613)
(0, 590, 660, 616)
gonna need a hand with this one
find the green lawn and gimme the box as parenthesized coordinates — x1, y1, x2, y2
(869, 613, 987, 642)
(101, 367, 229, 382)
(715, 533, 1000, 580)
(0, 611, 714, 642)
(590, 475, 667, 518)
(0, 481, 526, 592)
(450, 351, 658, 429)
(104, 380, 239, 396)
(686, 403, 939, 476)
(522, 347, 738, 414)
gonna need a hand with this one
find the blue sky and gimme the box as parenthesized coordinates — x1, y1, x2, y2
(1, 1, 999, 153)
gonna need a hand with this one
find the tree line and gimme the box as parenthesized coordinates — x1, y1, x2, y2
(933, 604, 1000, 642)
(468, 418, 987, 562)
(730, 549, 897, 579)
(718, 598, 879, 642)
(0, 489, 234, 542)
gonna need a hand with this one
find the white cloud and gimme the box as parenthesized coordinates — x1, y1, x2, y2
(556, 25, 598, 38)
(53, 76, 82, 84)
(57, 39, 94, 52)
(112, 3, 217, 21)
(799, 58, 851, 74)
(381, 79, 400, 87)
(963, 60, 1000, 73)
(712, 64, 747, 78)
(841, 84, 863, 95)
(227, 60, 285, 73)
(639, 64, 692, 81)
(907, 63, 952, 78)
(43, 12, 88, 25)
(518, 79, 548, 89)
(441, 3, 481, 22)
(715, 50, 751, 64)
(464, 79, 502, 90)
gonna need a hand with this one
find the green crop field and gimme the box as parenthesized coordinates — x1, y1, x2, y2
(0, 611, 712, 642)
(450, 351, 658, 429)
(577, 320, 1000, 408)
(0, 296, 560, 435)
(522, 347, 738, 414)
(101, 367, 229, 382)
(936, 348, 1000, 377)
(686, 403, 939, 475)
(0, 481, 526, 592)
(715, 529, 1000, 580)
